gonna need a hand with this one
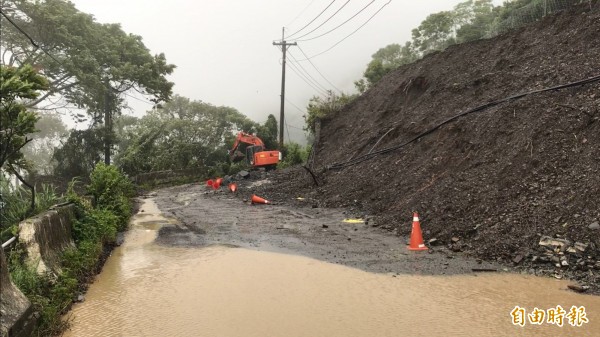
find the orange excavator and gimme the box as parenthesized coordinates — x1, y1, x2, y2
(229, 132, 281, 170)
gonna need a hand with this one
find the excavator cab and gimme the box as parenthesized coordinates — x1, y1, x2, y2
(245, 145, 264, 165)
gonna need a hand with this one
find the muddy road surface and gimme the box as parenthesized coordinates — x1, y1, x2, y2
(152, 183, 498, 275)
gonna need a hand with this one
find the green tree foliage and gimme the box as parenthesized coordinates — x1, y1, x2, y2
(279, 142, 311, 169)
(115, 95, 259, 176)
(52, 128, 105, 180)
(255, 114, 278, 150)
(354, 0, 572, 91)
(355, 42, 419, 92)
(0, 64, 48, 171)
(304, 91, 356, 135)
(411, 11, 456, 55)
(1, 0, 176, 163)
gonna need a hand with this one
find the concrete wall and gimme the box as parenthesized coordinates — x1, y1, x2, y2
(0, 204, 76, 337)
(18, 204, 76, 275)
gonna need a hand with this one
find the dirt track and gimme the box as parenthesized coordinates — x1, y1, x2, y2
(150, 183, 499, 276)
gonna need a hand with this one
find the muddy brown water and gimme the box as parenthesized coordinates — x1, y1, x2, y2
(62, 199, 600, 337)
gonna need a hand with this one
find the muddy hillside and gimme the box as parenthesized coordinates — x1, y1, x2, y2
(259, 2, 600, 287)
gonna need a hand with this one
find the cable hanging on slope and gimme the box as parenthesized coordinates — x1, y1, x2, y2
(327, 74, 600, 170)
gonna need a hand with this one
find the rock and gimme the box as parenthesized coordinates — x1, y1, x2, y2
(428, 238, 440, 246)
(451, 237, 460, 243)
(539, 236, 571, 251)
(115, 233, 125, 246)
(573, 242, 588, 253)
(588, 221, 600, 230)
(567, 284, 590, 293)
(322, 224, 328, 228)
(238, 170, 250, 179)
(77, 295, 85, 302)
(513, 254, 524, 264)
(560, 256, 569, 266)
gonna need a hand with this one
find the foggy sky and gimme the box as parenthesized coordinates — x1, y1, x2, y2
(69, 0, 484, 143)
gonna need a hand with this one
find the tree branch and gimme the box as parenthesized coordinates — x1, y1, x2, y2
(8, 164, 35, 212)
(25, 81, 78, 107)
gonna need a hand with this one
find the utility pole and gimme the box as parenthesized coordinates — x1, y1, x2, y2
(273, 27, 296, 148)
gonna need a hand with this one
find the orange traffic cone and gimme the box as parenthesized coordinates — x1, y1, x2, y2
(251, 194, 269, 204)
(407, 212, 428, 251)
(206, 179, 213, 187)
(229, 183, 237, 192)
(212, 178, 221, 190)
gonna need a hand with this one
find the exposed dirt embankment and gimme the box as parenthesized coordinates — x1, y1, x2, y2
(257, 2, 600, 293)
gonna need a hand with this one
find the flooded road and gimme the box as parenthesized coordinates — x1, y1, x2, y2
(63, 197, 600, 337)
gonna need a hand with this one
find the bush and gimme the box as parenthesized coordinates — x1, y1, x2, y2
(7, 163, 135, 335)
(279, 143, 311, 169)
(87, 163, 134, 230)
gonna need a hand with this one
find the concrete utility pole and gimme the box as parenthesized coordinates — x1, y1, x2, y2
(273, 27, 296, 148)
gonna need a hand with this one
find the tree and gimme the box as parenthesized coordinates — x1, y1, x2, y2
(454, 0, 496, 43)
(115, 95, 259, 176)
(255, 114, 278, 150)
(304, 91, 356, 135)
(0, 64, 49, 209)
(355, 42, 419, 92)
(411, 11, 456, 54)
(0, 64, 48, 170)
(0, 0, 175, 164)
(52, 128, 105, 180)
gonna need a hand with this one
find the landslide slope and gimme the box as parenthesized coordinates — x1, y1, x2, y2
(264, 2, 600, 282)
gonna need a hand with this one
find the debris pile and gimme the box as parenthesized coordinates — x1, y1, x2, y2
(257, 2, 600, 293)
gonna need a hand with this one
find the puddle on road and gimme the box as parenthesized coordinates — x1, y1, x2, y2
(62, 199, 600, 337)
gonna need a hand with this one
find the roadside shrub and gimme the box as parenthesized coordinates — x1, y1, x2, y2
(279, 143, 311, 169)
(71, 209, 119, 244)
(87, 163, 134, 230)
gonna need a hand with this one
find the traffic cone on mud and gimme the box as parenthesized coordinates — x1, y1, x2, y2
(407, 212, 428, 251)
(251, 194, 269, 205)
(229, 183, 237, 192)
(206, 179, 213, 187)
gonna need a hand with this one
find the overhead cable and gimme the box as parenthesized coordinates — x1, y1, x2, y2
(297, 0, 392, 61)
(286, 0, 337, 39)
(288, 50, 331, 93)
(294, 0, 376, 42)
(291, 0, 352, 41)
(298, 46, 342, 93)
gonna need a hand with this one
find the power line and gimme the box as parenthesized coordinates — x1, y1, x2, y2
(285, 0, 318, 28)
(287, 59, 328, 96)
(124, 92, 155, 106)
(297, 46, 342, 93)
(291, 0, 351, 41)
(294, 0, 376, 42)
(0, 8, 65, 67)
(286, 0, 337, 39)
(296, 0, 392, 61)
(288, 50, 331, 93)
(285, 97, 306, 114)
